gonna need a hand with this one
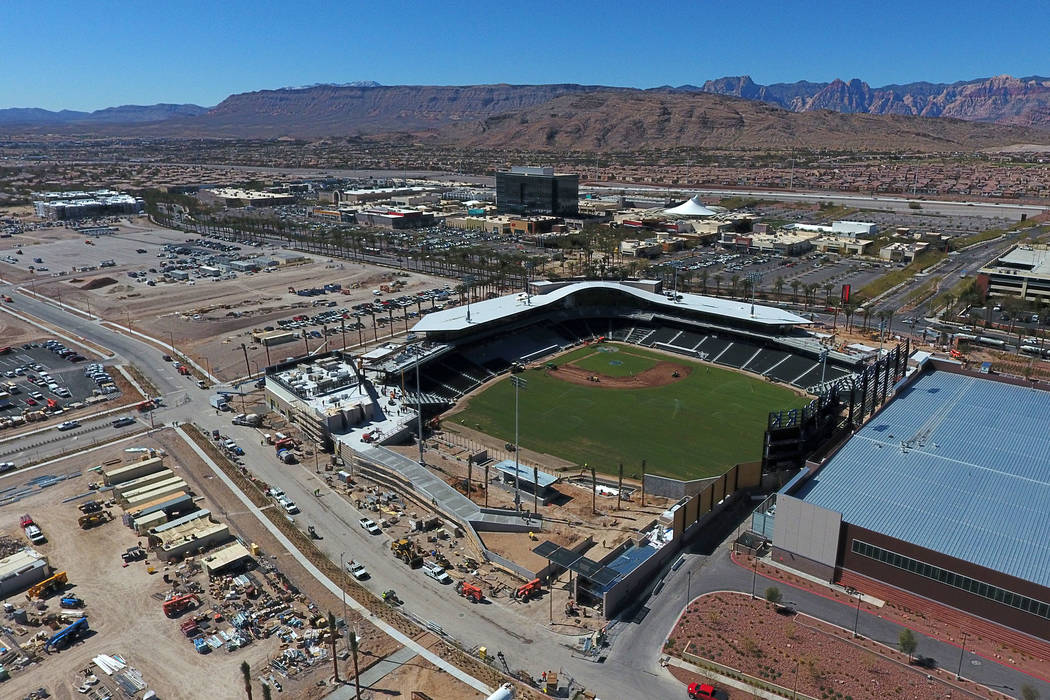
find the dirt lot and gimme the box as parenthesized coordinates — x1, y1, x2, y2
(0, 428, 407, 699)
(553, 359, 692, 389)
(0, 312, 45, 349)
(1, 225, 453, 381)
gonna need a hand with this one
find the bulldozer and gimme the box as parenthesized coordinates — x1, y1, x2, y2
(455, 581, 483, 604)
(390, 539, 423, 568)
(162, 593, 201, 618)
(77, 511, 112, 529)
(512, 578, 542, 602)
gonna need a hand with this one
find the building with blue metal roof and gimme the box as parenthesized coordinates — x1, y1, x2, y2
(772, 364, 1050, 641)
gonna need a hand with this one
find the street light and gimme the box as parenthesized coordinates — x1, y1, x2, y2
(462, 274, 475, 323)
(510, 375, 528, 511)
(751, 553, 759, 599)
(852, 589, 862, 638)
(956, 631, 968, 680)
(748, 272, 762, 317)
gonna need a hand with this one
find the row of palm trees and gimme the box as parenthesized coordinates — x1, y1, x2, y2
(240, 612, 361, 698)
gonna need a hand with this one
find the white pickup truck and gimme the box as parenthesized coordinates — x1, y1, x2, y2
(346, 560, 369, 580)
(422, 561, 452, 585)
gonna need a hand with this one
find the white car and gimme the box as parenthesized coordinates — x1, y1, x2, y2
(57, 420, 80, 431)
(267, 487, 285, 500)
(346, 560, 369, 580)
(0, 461, 14, 472)
(422, 561, 452, 584)
(278, 497, 299, 514)
(359, 517, 381, 535)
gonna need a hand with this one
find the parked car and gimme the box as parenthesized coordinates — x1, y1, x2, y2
(57, 420, 80, 431)
(111, 417, 136, 428)
(346, 560, 369, 580)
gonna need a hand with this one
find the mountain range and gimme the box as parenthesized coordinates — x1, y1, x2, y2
(696, 75, 1050, 127)
(2, 76, 1050, 152)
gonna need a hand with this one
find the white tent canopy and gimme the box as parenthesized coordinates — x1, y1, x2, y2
(663, 195, 716, 217)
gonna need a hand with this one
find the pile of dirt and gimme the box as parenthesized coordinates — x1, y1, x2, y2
(0, 534, 25, 557)
(80, 276, 117, 290)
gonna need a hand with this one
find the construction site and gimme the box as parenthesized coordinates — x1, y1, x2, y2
(0, 428, 481, 699)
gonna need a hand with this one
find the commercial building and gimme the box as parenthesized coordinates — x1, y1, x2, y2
(790, 220, 878, 237)
(978, 244, 1050, 303)
(33, 190, 144, 220)
(811, 236, 874, 256)
(879, 241, 929, 263)
(198, 188, 296, 208)
(496, 167, 578, 217)
(352, 207, 435, 229)
(773, 363, 1050, 641)
(720, 229, 819, 256)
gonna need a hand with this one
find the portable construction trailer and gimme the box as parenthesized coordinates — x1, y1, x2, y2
(131, 510, 168, 534)
(101, 456, 164, 486)
(112, 469, 175, 499)
(118, 477, 187, 505)
(124, 481, 189, 508)
(125, 492, 193, 519)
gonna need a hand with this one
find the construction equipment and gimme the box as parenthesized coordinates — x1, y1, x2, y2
(27, 571, 68, 600)
(162, 593, 201, 618)
(78, 500, 103, 514)
(122, 546, 146, 563)
(60, 595, 85, 609)
(542, 670, 559, 694)
(193, 636, 210, 654)
(78, 510, 112, 529)
(44, 616, 89, 652)
(455, 581, 484, 603)
(391, 539, 423, 568)
(565, 598, 578, 616)
(180, 620, 200, 637)
(512, 578, 541, 602)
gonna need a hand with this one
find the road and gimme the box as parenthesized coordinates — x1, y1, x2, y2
(3, 279, 1046, 699)
(585, 185, 1048, 220)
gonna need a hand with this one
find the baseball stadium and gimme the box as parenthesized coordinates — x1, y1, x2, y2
(384, 279, 862, 481)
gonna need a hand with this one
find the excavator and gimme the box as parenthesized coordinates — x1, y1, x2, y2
(78, 510, 112, 529)
(162, 593, 201, 618)
(455, 581, 483, 603)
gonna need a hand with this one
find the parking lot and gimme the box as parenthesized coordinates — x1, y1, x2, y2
(0, 342, 102, 411)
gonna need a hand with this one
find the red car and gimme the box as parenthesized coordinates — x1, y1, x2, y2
(688, 682, 717, 698)
(25, 398, 37, 406)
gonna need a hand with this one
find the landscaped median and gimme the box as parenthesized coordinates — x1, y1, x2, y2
(182, 423, 543, 698)
(666, 592, 1008, 700)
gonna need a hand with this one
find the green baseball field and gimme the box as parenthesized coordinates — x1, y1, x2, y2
(449, 344, 806, 480)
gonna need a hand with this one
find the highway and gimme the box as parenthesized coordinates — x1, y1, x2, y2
(3, 277, 1047, 699)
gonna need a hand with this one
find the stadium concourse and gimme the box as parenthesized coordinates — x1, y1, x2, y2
(376, 279, 863, 406)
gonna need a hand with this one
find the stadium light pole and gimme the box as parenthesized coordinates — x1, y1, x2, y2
(510, 375, 527, 511)
(463, 274, 475, 323)
(414, 344, 425, 466)
(748, 272, 762, 318)
(820, 348, 829, 384)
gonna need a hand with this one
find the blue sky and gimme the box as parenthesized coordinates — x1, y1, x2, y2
(4, 0, 1049, 111)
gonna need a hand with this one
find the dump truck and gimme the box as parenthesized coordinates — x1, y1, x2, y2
(162, 593, 200, 618)
(456, 581, 484, 603)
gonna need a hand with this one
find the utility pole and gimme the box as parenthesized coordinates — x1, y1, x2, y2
(640, 459, 646, 507)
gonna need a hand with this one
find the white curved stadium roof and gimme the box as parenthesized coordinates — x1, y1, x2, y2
(663, 195, 716, 217)
(412, 281, 809, 333)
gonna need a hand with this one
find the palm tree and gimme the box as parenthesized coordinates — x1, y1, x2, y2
(241, 661, 254, 700)
(822, 282, 834, 307)
(730, 274, 741, 298)
(773, 276, 785, 301)
(790, 280, 801, 305)
(713, 274, 723, 296)
(862, 305, 872, 331)
(699, 269, 709, 294)
(349, 629, 362, 700)
(328, 612, 340, 683)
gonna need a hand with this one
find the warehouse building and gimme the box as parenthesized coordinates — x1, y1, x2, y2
(198, 188, 296, 208)
(33, 190, 143, 220)
(773, 361, 1050, 641)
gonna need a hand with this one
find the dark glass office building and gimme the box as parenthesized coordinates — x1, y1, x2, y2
(496, 167, 578, 216)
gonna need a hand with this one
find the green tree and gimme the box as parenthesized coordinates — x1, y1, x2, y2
(791, 279, 801, 304)
(730, 274, 741, 298)
(773, 276, 785, 301)
(764, 586, 782, 607)
(898, 628, 917, 662)
(261, 685, 272, 700)
(240, 661, 254, 700)
(1021, 684, 1040, 700)
(713, 274, 723, 296)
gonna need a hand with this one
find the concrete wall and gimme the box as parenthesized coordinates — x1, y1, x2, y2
(771, 493, 842, 577)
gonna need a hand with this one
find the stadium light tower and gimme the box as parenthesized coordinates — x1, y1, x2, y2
(510, 375, 528, 511)
(748, 272, 762, 317)
(462, 274, 475, 323)
(819, 348, 829, 384)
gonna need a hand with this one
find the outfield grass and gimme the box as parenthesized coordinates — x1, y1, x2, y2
(450, 345, 806, 480)
(568, 346, 660, 377)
